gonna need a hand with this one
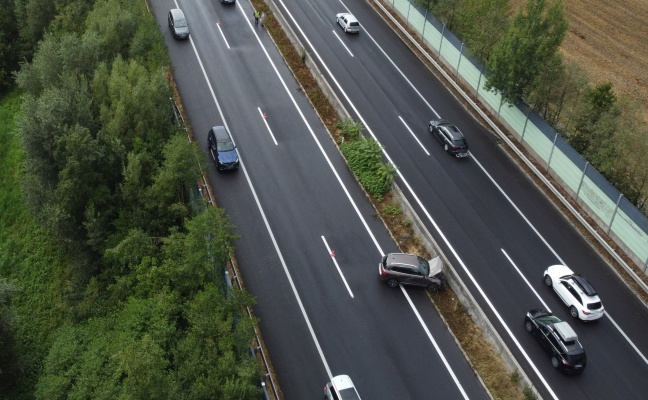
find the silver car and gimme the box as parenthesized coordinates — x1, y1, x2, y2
(336, 13, 360, 33)
(324, 375, 361, 400)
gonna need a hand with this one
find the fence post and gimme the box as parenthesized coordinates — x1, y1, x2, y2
(547, 132, 558, 173)
(497, 97, 504, 120)
(476, 63, 484, 96)
(607, 194, 624, 235)
(439, 24, 445, 54)
(406, 1, 411, 21)
(457, 43, 464, 73)
(644, 256, 648, 274)
(422, 9, 427, 41)
(520, 107, 531, 143)
(575, 162, 589, 200)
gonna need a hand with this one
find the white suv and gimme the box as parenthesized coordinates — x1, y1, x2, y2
(324, 375, 361, 400)
(543, 265, 604, 321)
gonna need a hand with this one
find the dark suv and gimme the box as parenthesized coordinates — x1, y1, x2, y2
(525, 309, 587, 374)
(378, 253, 446, 291)
(428, 119, 469, 157)
(207, 126, 239, 171)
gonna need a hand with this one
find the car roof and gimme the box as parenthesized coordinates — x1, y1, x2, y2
(553, 321, 578, 342)
(331, 375, 355, 391)
(170, 8, 185, 19)
(439, 125, 465, 139)
(338, 13, 358, 22)
(386, 253, 419, 267)
(212, 126, 231, 142)
(571, 274, 598, 296)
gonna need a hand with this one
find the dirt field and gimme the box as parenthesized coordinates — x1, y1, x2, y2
(511, 0, 648, 120)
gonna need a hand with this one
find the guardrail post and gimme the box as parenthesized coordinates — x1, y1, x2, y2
(456, 43, 464, 72)
(607, 194, 623, 235)
(546, 132, 558, 173)
(575, 162, 589, 200)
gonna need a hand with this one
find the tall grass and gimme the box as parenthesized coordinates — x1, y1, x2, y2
(0, 88, 69, 398)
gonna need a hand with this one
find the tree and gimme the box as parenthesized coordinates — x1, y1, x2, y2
(485, 0, 568, 104)
(0, 278, 20, 394)
(454, 0, 509, 62)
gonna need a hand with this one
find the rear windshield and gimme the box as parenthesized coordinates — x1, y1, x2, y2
(587, 301, 602, 310)
(338, 388, 361, 400)
(349, 22, 360, 27)
(452, 139, 467, 147)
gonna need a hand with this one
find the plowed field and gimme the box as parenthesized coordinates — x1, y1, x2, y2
(512, 0, 648, 120)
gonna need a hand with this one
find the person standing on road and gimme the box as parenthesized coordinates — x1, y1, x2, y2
(254, 10, 260, 26)
(260, 12, 266, 27)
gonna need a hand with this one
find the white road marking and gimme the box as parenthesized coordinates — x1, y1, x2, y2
(321, 236, 354, 298)
(502, 249, 551, 312)
(398, 116, 429, 155)
(332, 30, 354, 57)
(216, 21, 231, 49)
(257, 107, 278, 145)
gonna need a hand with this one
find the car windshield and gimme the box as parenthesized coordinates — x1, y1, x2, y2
(175, 19, 187, 28)
(452, 138, 467, 146)
(417, 257, 430, 276)
(217, 141, 235, 152)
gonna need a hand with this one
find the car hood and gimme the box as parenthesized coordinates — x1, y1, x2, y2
(427, 256, 444, 277)
(218, 149, 238, 163)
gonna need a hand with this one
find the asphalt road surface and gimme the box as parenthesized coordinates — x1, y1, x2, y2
(152, 0, 491, 399)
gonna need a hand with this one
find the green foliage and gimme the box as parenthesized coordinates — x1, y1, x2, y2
(340, 135, 396, 199)
(485, 0, 568, 104)
(0, 0, 20, 90)
(383, 203, 402, 216)
(453, 0, 510, 62)
(336, 117, 364, 140)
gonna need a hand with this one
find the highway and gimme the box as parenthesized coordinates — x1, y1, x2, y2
(152, 0, 490, 398)
(152, 0, 648, 399)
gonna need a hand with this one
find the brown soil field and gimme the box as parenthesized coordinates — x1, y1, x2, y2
(511, 0, 648, 120)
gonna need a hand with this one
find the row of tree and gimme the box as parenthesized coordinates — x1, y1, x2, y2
(417, 0, 648, 211)
(1, 0, 262, 398)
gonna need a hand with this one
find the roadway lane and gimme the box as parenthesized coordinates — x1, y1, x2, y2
(152, 0, 490, 398)
(272, 0, 648, 398)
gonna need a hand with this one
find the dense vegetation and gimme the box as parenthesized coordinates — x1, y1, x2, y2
(416, 0, 648, 212)
(0, 0, 260, 398)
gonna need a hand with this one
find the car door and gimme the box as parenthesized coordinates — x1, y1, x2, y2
(168, 12, 174, 30)
(555, 280, 576, 307)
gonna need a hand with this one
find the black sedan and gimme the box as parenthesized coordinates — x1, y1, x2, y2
(524, 309, 587, 374)
(428, 119, 469, 157)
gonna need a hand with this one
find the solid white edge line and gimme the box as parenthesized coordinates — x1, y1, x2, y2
(321, 236, 354, 298)
(399, 284, 469, 400)
(605, 312, 648, 365)
(257, 107, 278, 145)
(501, 249, 552, 312)
(332, 30, 354, 57)
(398, 115, 430, 156)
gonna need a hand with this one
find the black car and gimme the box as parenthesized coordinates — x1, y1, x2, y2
(207, 126, 239, 171)
(525, 309, 587, 374)
(428, 119, 469, 157)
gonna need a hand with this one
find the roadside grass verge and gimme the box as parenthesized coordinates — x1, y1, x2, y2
(0, 88, 70, 399)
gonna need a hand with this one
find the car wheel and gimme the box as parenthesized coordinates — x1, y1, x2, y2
(444, 143, 449, 152)
(551, 355, 560, 369)
(344, 26, 348, 33)
(429, 125, 433, 133)
(386, 278, 399, 288)
(570, 306, 579, 319)
(544, 274, 552, 287)
(525, 320, 533, 333)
